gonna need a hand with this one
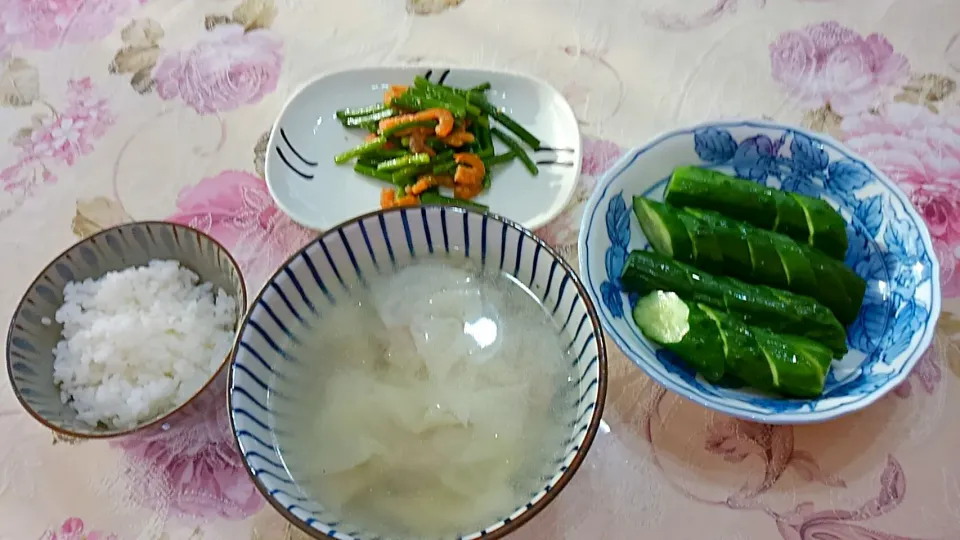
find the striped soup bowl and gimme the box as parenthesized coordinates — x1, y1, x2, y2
(227, 206, 607, 540)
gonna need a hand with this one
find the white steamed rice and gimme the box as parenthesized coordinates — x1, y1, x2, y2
(52, 259, 237, 430)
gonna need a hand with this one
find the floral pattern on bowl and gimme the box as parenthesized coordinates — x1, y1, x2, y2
(578, 120, 941, 423)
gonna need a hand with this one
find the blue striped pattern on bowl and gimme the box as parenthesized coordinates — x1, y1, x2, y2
(228, 206, 607, 540)
(5, 221, 246, 438)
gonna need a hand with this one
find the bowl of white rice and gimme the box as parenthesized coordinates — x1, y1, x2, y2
(6, 221, 247, 438)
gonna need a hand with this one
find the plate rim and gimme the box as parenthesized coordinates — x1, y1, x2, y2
(265, 65, 583, 232)
(577, 118, 943, 424)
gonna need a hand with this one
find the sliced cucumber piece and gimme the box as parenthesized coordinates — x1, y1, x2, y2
(633, 290, 690, 344)
(664, 166, 849, 260)
(632, 196, 692, 259)
(619, 250, 848, 356)
(634, 290, 835, 398)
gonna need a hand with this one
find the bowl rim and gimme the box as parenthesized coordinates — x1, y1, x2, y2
(265, 64, 584, 231)
(577, 118, 942, 424)
(5, 220, 248, 440)
(227, 204, 608, 540)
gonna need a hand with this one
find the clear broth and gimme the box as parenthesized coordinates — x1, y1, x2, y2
(269, 256, 577, 539)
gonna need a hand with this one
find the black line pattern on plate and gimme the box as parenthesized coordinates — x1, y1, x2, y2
(280, 129, 318, 166)
(421, 69, 575, 167)
(276, 128, 315, 180)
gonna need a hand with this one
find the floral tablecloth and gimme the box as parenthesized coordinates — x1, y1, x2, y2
(2, 0, 960, 538)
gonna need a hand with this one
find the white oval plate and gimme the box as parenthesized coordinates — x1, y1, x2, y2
(266, 67, 582, 231)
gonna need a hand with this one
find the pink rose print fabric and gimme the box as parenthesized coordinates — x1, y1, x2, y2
(1, 78, 114, 207)
(168, 170, 314, 288)
(154, 24, 283, 115)
(893, 342, 943, 399)
(769, 21, 909, 115)
(0, 0, 147, 53)
(536, 137, 624, 248)
(766, 22, 957, 406)
(111, 171, 312, 520)
(43, 517, 117, 540)
(16, 79, 113, 166)
(774, 456, 911, 540)
(113, 380, 264, 520)
(841, 103, 960, 297)
(579, 137, 623, 177)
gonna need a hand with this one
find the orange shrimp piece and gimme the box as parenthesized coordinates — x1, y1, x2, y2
(453, 153, 486, 187)
(454, 183, 483, 200)
(380, 188, 396, 209)
(383, 85, 408, 106)
(407, 174, 453, 195)
(422, 108, 455, 137)
(440, 125, 475, 147)
(395, 195, 420, 207)
(408, 176, 438, 196)
(380, 188, 420, 208)
(408, 128, 436, 157)
(378, 108, 454, 138)
(454, 152, 485, 172)
(455, 166, 483, 187)
(434, 174, 455, 188)
(378, 114, 416, 134)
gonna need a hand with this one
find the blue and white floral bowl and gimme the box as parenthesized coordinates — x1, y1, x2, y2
(228, 206, 607, 539)
(578, 120, 940, 424)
